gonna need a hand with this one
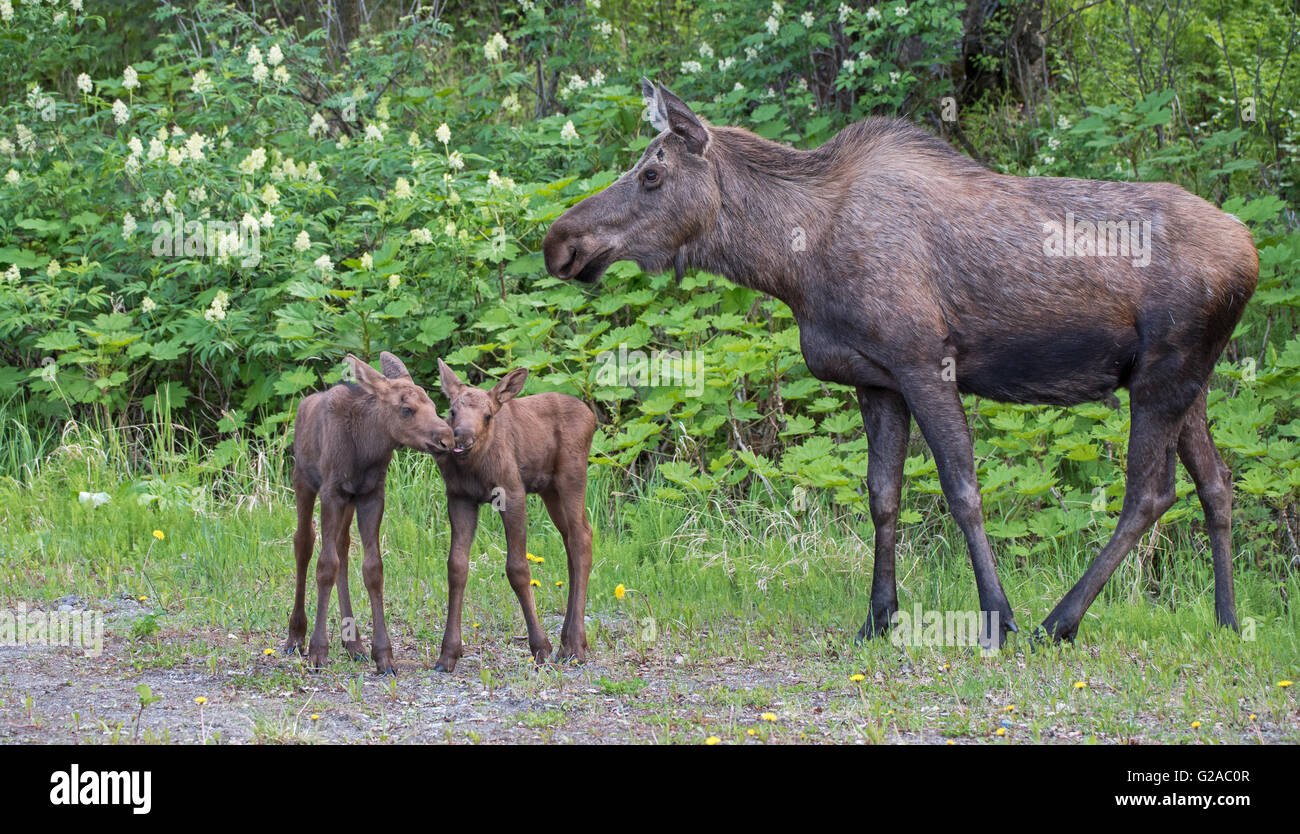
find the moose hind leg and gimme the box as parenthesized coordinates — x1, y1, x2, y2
(1041, 394, 1185, 642)
(333, 504, 368, 661)
(855, 386, 911, 642)
(286, 477, 317, 655)
(1176, 392, 1238, 631)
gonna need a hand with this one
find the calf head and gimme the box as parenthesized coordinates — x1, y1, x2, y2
(437, 359, 529, 457)
(543, 79, 721, 285)
(345, 352, 453, 455)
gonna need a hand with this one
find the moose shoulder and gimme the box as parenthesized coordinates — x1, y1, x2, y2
(544, 79, 1258, 646)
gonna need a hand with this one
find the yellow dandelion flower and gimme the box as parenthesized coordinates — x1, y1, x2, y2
(472, 622, 481, 629)
(529, 579, 540, 587)
(746, 728, 756, 736)
(946, 739, 955, 745)
(1074, 681, 1087, 690)
(1005, 705, 1016, 712)
(152, 530, 165, 540)
(1279, 680, 1293, 688)
(526, 552, 537, 561)
(1249, 713, 1257, 721)
(760, 712, 777, 722)
(995, 727, 1006, 736)
(850, 673, 865, 682)
(1190, 721, 1202, 728)
(137, 595, 147, 603)
(705, 736, 720, 745)
(614, 584, 626, 599)
(194, 696, 208, 705)
(555, 581, 563, 587)
(310, 714, 320, 721)
(263, 648, 275, 656)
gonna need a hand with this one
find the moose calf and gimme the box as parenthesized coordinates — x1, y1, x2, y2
(431, 360, 597, 671)
(286, 352, 453, 675)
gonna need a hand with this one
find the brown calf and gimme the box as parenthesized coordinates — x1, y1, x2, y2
(431, 360, 597, 672)
(543, 80, 1258, 647)
(286, 352, 453, 675)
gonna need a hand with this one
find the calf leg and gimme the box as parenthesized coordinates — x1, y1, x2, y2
(903, 380, 1018, 646)
(308, 492, 346, 668)
(333, 504, 367, 661)
(544, 487, 593, 662)
(1176, 391, 1238, 631)
(855, 386, 911, 641)
(285, 475, 316, 655)
(502, 492, 553, 664)
(355, 490, 395, 675)
(435, 496, 479, 672)
(1041, 398, 1184, 641)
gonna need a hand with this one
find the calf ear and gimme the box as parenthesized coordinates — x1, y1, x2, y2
(490, 367, 529, 408)
(379, 351, 411, 380)
(641, 77, 669, 132)
(657, 84, 709, 155)
(345, 354, 386, 389)
(437, 359, 466, 399)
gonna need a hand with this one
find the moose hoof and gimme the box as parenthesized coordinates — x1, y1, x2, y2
(554, 646, 586, 665)
(854, 610, 895, 644)
(375, 665, 397, 677)
(307, 648, 329, 670)
(433, 656, 458, 673)
(283, 640, 305, 656)
(342, 641, 368, 662)
(1035, 616, 1077, 646)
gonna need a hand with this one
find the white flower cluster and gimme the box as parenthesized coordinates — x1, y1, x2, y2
(204, 290, 230, 323)
(483, 32, 510, 62)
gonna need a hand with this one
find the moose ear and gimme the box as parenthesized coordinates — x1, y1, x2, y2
(490, 367, 529, 408)
(379, 351, 411, 381)
(641, 77, 669, 132)
(437, 359, 466, 399)
(657, 84, 709, 155)
(345, 354, 386, 390)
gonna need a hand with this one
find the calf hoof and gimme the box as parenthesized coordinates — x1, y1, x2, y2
(376, 665, 397, 677)
(372, 650, 395, 676)
(554, 645, 587, 665)
(342, 641, 368, 663)
(531, 641, 554, 666)
(307, 646, 329, 669)
(433, 655, 459, 673)
(284, 639, 305, 656)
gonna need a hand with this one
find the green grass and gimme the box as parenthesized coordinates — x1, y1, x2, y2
(0, 414, 1296, 743)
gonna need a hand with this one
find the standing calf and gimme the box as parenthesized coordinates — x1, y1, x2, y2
(431, 360, 597, 672)
(286, 352, 453, 675)
(543, 80, 1258, 646)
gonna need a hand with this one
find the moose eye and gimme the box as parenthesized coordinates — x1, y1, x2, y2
(641, 167, 663, 189)
(400, 406, 413, 418)
(448, 409, 456, 420)
(484, 413, 492, 424)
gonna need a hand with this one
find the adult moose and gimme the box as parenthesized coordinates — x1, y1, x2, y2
(543, 79, 1258, 645)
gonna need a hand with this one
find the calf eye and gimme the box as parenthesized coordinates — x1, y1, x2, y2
(641, 167, 663, 189)
(400, 406, 413, 418)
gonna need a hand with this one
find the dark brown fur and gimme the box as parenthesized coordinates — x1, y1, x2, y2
(286, 352, 453, 674)
(430, 360, 597, 671)
(543, 79, 1258, 645)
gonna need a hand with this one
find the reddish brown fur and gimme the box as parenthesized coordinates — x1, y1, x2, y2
(543, 80, 1258, 645)
(431, 360, 597, 671)
(286, 351, 453, 674)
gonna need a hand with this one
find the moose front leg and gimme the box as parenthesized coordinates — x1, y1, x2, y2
(903, 380, 1018, 647)
(355, 490, 395, 675)
(333, 503, 368, 661)
(855, 386, 911, 642)
(501, 491, 553, 664)
(435, 496, 479, 673)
